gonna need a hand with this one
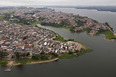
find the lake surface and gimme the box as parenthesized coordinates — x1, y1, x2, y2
(1, 8, 116, 77)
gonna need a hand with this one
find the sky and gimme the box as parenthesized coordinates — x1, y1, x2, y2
(0, 0, 116, 6)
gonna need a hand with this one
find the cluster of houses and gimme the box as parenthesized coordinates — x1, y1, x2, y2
(0, 9, 11, 14)
(34, 9, 78, 26)
(73, 18, 111, 35)
(6, 8, 112, 36)
(0, 20, 82, 56)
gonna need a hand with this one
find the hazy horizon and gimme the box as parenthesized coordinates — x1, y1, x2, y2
(0, 0, 116, 7)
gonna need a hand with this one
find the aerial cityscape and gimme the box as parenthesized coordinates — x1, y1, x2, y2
(0, 0, 116, 77)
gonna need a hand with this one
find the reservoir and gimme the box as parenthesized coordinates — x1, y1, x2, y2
(0, 8, 116, 77)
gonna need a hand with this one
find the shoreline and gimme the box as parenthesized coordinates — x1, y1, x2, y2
(104, 33, 116, 42)
(38, 24, 116, 41)
(13, 58, 59, 66)
(104, 38, 116, 42)
(0, 25, 90, 67)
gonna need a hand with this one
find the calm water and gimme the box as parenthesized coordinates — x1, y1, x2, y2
(1, 8, 116, 77)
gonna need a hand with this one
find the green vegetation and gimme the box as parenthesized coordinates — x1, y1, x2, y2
(41, 22, 64, 27)
(74, 28, 92, 34)
(59, 48, 92, 59)
(41, 20, 70, 28)
(36, 26, 92, 59)
(104, 31, 116, 40)
(71, 26, 116, 40)
(9, 18, 35, 25)
(78, 48, 92, 56)
(0, 15, 5, 20)
(16, 59, 32, 64)
(3, 12, 41, 26)
(31, 21, 41, 25)
(70, 27, 76, 32)
(32, 52, 58, 60)
(4, 13, 41, 26)
(16, 52, 58, 64)
(7, 10, 15, 14)
(84, 28, 92, 33)
(9, 21, 26, 26)
(16, 48, 92, 64)
(70, 27, 92, 34)
(0, 51, 8, 66)
(3, 10, 15, 20)
(95, 28, 116, 40)
(59, 53, 76, 59)
(14, 52, 30, 60)
(0, 60, 8, 66)
(53, 35, 67, 42)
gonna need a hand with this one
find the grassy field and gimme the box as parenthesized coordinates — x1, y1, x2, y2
(59, 54, 77, 59)
(31, 21, 41, 25)
(53, 35, 67, 42)
(78, 48, 92, 56)
(59, 48, 92, 59)
(15, 58, 58, 65)
(0, 15, 5, 20)
(16, 59, 40, 64)
(104, 31, 116, 40)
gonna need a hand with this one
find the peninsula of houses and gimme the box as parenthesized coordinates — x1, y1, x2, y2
(0, 7, 115, 66)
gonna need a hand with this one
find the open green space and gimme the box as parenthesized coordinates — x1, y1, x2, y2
(104, 31, 116, 40)
(31, 21, 41, 25)
(59, 48, 92, 59)
(59, 53, 77, 59)
(53, 35, 67, 42)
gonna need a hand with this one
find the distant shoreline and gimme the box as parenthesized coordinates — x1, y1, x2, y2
(75, 8, 116, 12)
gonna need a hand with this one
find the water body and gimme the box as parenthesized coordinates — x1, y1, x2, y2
(1, 8, 116, 77)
